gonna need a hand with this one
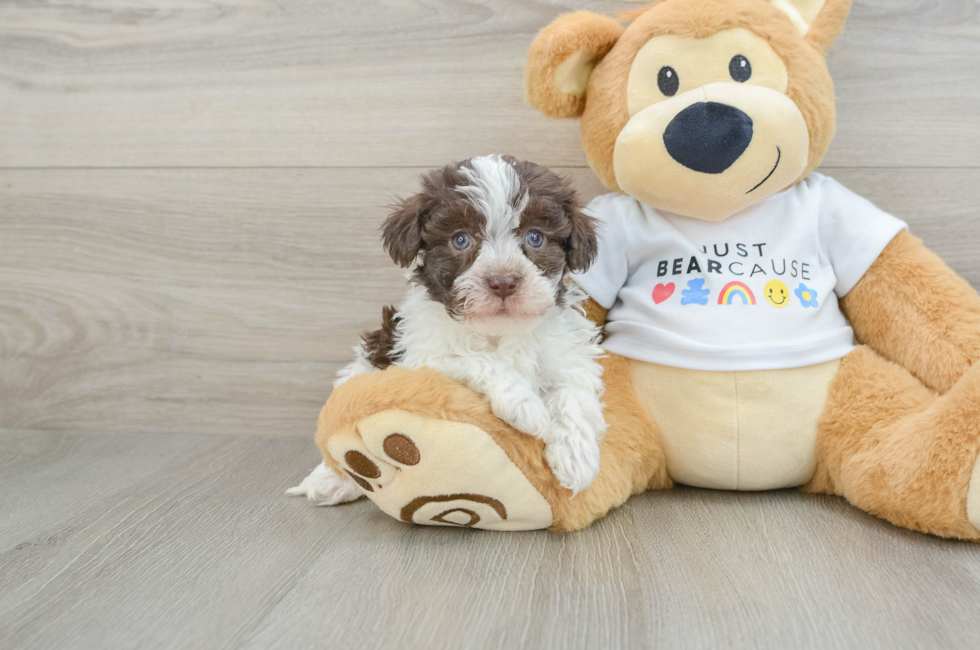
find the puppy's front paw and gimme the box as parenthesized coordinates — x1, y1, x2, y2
(286, 462, 364, 506)
(544, 433, 601, 497)
(492, 393, 551, 438)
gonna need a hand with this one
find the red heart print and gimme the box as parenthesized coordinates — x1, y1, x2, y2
(652, 283, 675, 305)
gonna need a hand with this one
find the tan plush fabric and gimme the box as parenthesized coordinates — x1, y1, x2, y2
(809, 346, 980, 541)
(804, 0, 852, 55)
(770, 0, 827, 34)
(335, 409, 553, 531)
(525, 11, 624, 119)
(318, 366, 562, 527)
(841, 230, 980, 395)
(614, 81, 810, 219)
(313, 0, 980, 541)
(550, 352, 673, 531)
(525, 0, 845, 199)
(319, 347, 980, 538)
(317, 355, 671, 533)
(582, 296, 609, 329)
(630, 360, 839, 490)
(589, 0, 839, 193)
(554, 51, 601, 95)
(625, 29, 790, 116)
(615, 26, 810, 219)
(969, 460, 980, 529)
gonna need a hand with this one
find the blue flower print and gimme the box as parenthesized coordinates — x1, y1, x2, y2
(681, 278, 710, 306)
(795, 283, 819, 309)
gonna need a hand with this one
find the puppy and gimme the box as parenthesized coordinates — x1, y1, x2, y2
(288, 155, 607, 505)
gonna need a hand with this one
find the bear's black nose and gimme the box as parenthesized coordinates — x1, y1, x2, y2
(663, 102, 754, 174)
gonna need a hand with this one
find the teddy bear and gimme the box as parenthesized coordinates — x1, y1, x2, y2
(310, 0, 980, 540)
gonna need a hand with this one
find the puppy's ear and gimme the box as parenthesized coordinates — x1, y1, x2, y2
(525, 11, 624, 119)
(382, 193, 430, 268)
(563, 193, 599, 273)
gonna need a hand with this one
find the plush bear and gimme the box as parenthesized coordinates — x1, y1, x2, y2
(312, 0, 980, 540)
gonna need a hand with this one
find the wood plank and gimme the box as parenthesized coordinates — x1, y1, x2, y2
(1, 1, 979, 169)
(627, 488, 980, 649)
(0, 167, 602, 436)
(3, 166, 980, 436)
(1, 431, 978, 650)
(0, 431, 340, 650)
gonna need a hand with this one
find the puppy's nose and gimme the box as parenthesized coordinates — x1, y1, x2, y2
(663, 102, 754, 174)
(487, 276, 519, 299)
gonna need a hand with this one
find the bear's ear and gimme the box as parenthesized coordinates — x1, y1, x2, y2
(525, 11, 624, 119)
(769, 0, 853, 55)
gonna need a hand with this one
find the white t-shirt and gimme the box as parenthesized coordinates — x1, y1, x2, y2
(574, 173, 907, 371)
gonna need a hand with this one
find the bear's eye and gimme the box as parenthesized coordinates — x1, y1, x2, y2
(658, 66, 679, 97)
(729, 55, 752, 83)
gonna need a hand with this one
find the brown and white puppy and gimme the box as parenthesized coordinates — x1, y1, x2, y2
(288, 155, 607, 505)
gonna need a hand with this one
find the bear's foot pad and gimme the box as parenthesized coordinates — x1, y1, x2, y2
(327, 409, 553, 531)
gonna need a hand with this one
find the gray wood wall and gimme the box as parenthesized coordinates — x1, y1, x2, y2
(3, 0, 980, 438)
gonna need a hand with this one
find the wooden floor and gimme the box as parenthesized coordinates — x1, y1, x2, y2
(2, 1, 980, 648)
(2, 430, 979, 650)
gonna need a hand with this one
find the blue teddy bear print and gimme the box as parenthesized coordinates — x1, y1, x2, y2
(681, 278, 711, 306)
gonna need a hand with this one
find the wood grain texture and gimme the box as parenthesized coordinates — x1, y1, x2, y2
(1, 0, 979, 168)
(0, 431, 978, 650)
(2, 2, 980, 645)
(0, 167, 601, 435)
(3, 167, 980, 436)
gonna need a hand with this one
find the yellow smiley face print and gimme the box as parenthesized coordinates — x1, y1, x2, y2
(765, 280, 789, 308)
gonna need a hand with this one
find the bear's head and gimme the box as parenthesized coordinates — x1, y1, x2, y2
(525, 0, 851, 221)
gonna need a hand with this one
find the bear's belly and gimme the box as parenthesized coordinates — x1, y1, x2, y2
(630, 359, 841, 490)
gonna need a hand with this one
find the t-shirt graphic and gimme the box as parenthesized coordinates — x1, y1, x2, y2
(573, 174, 908, 372)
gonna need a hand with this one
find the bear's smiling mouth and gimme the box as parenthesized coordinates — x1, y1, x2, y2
(747, 147, 781, 194)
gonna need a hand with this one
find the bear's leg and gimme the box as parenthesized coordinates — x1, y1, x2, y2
(808, 346, 980, 540)
(312, 353, 670, 532)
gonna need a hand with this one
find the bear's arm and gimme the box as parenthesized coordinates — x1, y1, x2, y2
(840, 230, 980, 394)
(582, 296, 608, 328)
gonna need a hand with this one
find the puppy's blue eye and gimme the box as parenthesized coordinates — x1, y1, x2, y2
(451, 232, 471, 251)
(525, 230, 544, 248)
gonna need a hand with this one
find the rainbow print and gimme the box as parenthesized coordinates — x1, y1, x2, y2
(718, 281, 756, 305)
